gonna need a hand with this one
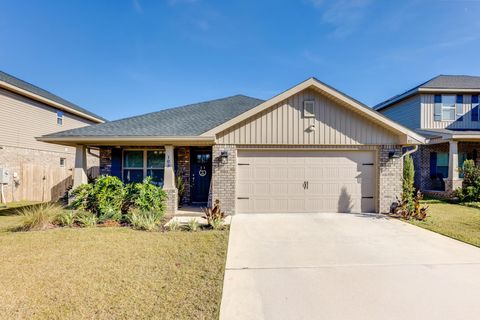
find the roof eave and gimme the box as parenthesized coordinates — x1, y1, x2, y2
(0, 80, 105, 123)
(36, 135, 216, 147)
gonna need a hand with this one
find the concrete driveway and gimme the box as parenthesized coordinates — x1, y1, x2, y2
(220, 213, 480, 320)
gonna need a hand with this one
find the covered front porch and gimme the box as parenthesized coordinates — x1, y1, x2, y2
(72, 143, 221, 215)
(414, 139, 480, 195)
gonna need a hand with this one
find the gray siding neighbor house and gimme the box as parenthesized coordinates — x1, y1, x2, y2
(39, 78, 424, 215)
(0, 71, 105, 203)
(375, 75, 480, 196)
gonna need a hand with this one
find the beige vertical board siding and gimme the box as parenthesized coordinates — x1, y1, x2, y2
(380, 95, 421, 130)
(0, 88, 95, 153)
(421, 94, 479, 129)
(217, 89, 400, 145)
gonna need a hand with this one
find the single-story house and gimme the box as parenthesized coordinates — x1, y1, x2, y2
(38, 78, 425, 214)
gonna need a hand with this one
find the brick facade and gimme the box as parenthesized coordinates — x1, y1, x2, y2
(211, 144, 236, 215)
(378, 145, 403, 213)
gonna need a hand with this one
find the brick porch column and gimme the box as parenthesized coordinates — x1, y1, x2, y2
(73, 145, 88, 188)
(163, 145, 177, 215)
(445, 140, 462, 194)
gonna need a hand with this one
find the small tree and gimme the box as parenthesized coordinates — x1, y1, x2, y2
(402, 155, 415, 214)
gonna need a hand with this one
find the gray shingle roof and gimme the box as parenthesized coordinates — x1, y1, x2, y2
(422, 75, 480, 89)
(0, 70, 106, 122)
(44, 95, 264, 137)
(375, 75, 480, 110)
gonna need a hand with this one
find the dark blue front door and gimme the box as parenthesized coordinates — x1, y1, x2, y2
(191, 149, 212, 204)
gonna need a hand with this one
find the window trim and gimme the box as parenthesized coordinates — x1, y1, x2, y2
(303, 100, 315, 118)
(122, 149, 165, 184)
(59, 157, 66, 167)
(441, 95, 456, 121)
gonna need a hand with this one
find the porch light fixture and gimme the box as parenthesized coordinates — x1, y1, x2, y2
(220, 150, 229, 163)
(389, 151, 401, 159)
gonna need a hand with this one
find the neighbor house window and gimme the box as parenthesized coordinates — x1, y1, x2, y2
(60, 158, 66, 167)
(430, 151, 467, 179)
(472, 95, 479, 122)
(57, 111, 64, 125)
(303, 100, 315, 118)
(434, 95, 463, 121)
(123, 150, 165, 186)
(430, 152, 448, 179)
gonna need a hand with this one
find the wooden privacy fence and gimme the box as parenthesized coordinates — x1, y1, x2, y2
(6, 164, 99, 203)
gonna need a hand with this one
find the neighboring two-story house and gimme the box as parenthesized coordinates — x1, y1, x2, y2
(375, 75, 480, 196)
(0, 71, 105, 203)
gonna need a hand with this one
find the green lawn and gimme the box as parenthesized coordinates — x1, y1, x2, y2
(408, 198, 480, 247)
(0, 214, 229, 319)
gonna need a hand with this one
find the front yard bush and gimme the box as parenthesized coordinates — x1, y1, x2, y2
(69, 176, 166, 230)
(455, 159, 480, 202)
(124, 177, 167, 214)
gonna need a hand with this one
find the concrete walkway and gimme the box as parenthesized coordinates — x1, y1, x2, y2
(220, 213, 480, 320)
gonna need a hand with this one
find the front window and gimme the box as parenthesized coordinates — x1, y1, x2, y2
(434, 95, 464, 121)
(441, 95, 456, 121)
(123, 150, 165, 186)
(430, 151, 468, 179)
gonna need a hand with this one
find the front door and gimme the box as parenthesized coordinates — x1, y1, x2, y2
(191, 148, 212, 204)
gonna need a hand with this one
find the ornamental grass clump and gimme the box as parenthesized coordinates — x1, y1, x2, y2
(18, 203, 64, 231)
(127, 209, 162, 231)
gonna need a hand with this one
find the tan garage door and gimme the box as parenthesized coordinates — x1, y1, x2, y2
(236, 150, 376, 213)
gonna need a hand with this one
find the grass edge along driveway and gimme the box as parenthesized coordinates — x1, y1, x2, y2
(408, 198, 480, 247)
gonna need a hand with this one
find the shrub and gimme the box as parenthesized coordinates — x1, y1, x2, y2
(70, 175, 125, 217)
(92, 176, 125, 216)
(456, 160, 480, 202)
(127, 209, 161, 231)
(56, 210, 76, 227)
(202, 199, 227, 229)
(18, 203, 63, 231)
(124, 177, 167, 215)
(402, 155, 415, 214)
(69, 183, 94, 211)
(76, 211, 97, 227)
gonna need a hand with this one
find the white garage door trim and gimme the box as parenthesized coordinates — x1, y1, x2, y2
(236, 149, 377, 213)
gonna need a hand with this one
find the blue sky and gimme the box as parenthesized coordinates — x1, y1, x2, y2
(1, 0, 479, 120)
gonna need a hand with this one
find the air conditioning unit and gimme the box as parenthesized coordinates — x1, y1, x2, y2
(0, 168, 10, 184)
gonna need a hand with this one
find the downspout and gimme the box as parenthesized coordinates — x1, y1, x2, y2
(400, 145, 418, 159)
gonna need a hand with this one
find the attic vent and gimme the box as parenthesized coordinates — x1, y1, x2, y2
(303, 100, 315, 118)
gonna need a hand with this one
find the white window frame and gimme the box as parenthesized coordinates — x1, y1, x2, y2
(59, 157, 66, 167)
(122, 149, 165, 184)
(57, 111, 64, 126)
(441, 95, 456, 121)
(303, 100, 315, 118)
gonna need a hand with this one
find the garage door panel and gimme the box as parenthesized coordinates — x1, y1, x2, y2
(237, 150, 376, 213)
(254, 167, 270, 180)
